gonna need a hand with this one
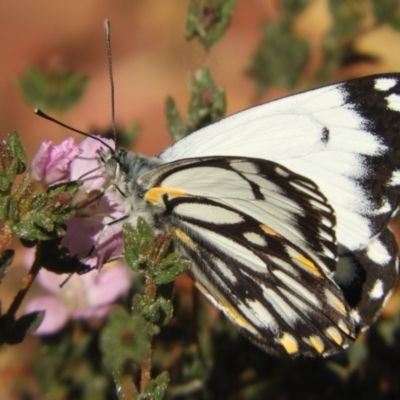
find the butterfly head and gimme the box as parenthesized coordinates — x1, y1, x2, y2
(98, 146, 162, 187)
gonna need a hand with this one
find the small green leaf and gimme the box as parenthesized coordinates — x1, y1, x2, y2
(186, 0, 237, 49)
(328, 0, 365, 39)
(8, 311, 45, 343)
(117, 124, 141, 149)
(372, 0, 400, 29)
(123, 219, 155, 272)
(0, 196, 11, 221)
(248, 20, 309, 91)
(0, 130, 27, 192)
(0, 249, 14, 284)
(135, 295, 173, 327)
(7, 130, 27, 175)
(19, 65, 89, 113)
(165, 97, 188, 141)
(100, 306, 152, 373)
(279, 0, 311, 15)
(166, 67, 226, 141)
(0, 311, 45, 345)
(143, 371, 170, 400)
(153, 252, 190, 285)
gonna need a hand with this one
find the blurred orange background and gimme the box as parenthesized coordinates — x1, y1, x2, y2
(1, 0, 400, 398)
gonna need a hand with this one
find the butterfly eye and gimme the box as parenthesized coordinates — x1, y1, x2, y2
(102, 156, 118, 180)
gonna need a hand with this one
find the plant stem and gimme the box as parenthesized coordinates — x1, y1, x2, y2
(6, 257, 41, 317)
(140, 275, 156, 392)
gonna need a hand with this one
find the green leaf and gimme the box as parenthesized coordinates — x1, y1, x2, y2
(166, 67, 226, 141)
(123, 219, 155, 272)
(0, 196, 16, 222)
(7, 178, 79, 242)
(100, 306, 152, 373)
(186, 0, 237, 49)
(116, 124, 141, 149)
(153, 252, 190, 285)
(7, 129, 27, 175)
(372, 0, 400, 29)
(134, 294, 173, 327)
(0, 249, 14, 285)
(143, 371, 170, 400)
(248, 20, 309, 91)
(8, 311, 45, 343)
(328, 0, 365, 39)
(0, 311, 45, 345)
(18, 65, 89, 113)
(165, 97, 188, 142)
(279, 0, 311, 15)
(0, 130, 27, 192)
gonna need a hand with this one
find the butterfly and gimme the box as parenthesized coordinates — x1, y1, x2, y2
(98, 74, 400, 357)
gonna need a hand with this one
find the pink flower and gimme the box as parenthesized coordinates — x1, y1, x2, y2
(31, 137, 82, 185)
(31, 136, 125, 269)
(25, 261, 131, 335)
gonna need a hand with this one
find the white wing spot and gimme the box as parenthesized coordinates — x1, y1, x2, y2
(366, 239, 392, 265)
(274, 270, 320, 307)
(232, 161, 259, 174)
(324, 289, 347, 315)
(374, 77, 397, 91)
(373, 200, 392, 215)
(244, 231, 267, 246)
(214, 258, 237, 284)
(263, 288, 300, 323)
(386, 93, 400, 112)
(389, 170, 400, 186)
(350, 310, 361, 324)
(175, 203, 244, 224)
(369, 279, 384, 299)
(246, 299, 279, 331)
(275, 166, 290, 178)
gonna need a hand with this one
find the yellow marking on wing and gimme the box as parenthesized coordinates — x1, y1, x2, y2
(195, 281, 211, 297)
(295, 254, 322, 278)
(278, 333, 299, 355)
(326, 327, 343, 345)
(174, 228, 196, 249)
(260, 224, 281, 237)
(145, 187, 188, 204)
(196, 282, 257, 334)
(309, 336, 325, 354)
(218, 296, 257, 333)
(337, 319, 350, 335)
(334, 300, 346, 314)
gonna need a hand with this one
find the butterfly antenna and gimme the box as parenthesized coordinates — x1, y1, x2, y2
(104, 19, 117, 143)
(34, 109, 114, 152)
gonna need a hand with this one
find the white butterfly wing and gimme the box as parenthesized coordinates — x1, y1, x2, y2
(138, 157, 355, 356)
(160, 75, 400, 253)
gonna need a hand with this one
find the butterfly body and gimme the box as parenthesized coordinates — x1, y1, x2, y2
(99, 74, 400, 357)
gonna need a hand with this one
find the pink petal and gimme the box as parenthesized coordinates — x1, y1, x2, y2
(70, 137, 115, 188)
(36, 269, 68, 294)
(86, 265, 131, 307)
(31, 138, 82, 185)
(61, 212, 124, 269)
(25, 295, 70, 335)
(71, 304, 111, 320)
(30, 140, 52, 181)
